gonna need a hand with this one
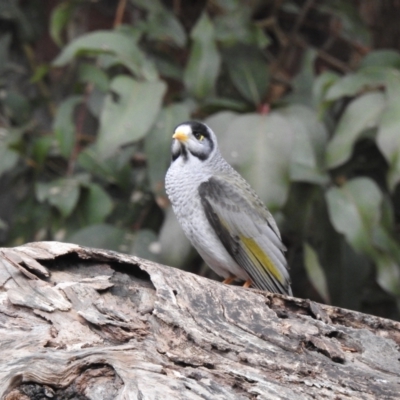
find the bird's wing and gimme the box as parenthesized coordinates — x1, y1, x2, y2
(198, 174, 292, 295)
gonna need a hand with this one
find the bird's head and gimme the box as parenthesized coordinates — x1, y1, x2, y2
(171, 121, 217, 163)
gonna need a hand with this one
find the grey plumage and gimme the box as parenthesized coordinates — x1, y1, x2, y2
(165, 121, 292, 295)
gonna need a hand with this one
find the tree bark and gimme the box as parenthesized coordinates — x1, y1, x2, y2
(0, 241, 399, 399)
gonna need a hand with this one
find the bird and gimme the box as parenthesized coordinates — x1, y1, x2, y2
(165, 121, 292, 295)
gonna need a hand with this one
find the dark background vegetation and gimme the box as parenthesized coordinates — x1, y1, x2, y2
(1, 0, 400, 319)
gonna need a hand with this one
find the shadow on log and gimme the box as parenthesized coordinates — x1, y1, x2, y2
(0, 241, 399, 399)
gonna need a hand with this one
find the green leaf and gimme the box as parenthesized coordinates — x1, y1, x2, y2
(117, 23, 146, 42)
(206, 107, 328, 206)
(202, 97, 249, 112)
(326, 178, 382, 253)
(371, 227, 400, 299)
(280, 105, 328, 184)
(50, 1, 74, 47)
(78, 63, 109, 92)
(326, 178, 400, 297)
(252, 25, 271, 49)
(286, 49, 316, 108)
(376, 70, 400, 190)
(223, 44, 269, 105)
(32, 136, 52, 166)
(207, 112, 291, 209)
(372, 225, 400, 262)
(147, 9, 186, 47)
(36, 178, 80, 218)
(151, 54, 183, 81)
(82, 183, 113, 224)
(381, 195, 395, 232)
(96, 53, 121, 70)
(184, 13, 221, 99)
(360, 50, 400, 69)
(68, 223, 126, 251)
(304, 242, 330, 304)
(144, 103, 190, 198)
(53, 30, 157, 80)
(96, 76, 166, 159)
(214, 6, 252, 45)
(2, 91, 31, 125)
(87, 87, 106, 118)
(326, 92, 385, 168)
(204, 110, 238, 134)
(53, 95, 82, 158)
(312, 71, 340, 114)
(30, 64, 49, 83)
(374, 253, 400, 297)
(287, 188, 371, 310)
(325, 67, 390, 101)
(77, 146, 132, 188)
(213, 4, 271, 48)
(77, 147, 115, 181)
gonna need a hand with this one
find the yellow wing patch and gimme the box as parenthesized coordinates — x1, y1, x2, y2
(240, 236, 283, 283)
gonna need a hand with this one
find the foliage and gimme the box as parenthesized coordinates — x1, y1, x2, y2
(1, 0, 400, 319)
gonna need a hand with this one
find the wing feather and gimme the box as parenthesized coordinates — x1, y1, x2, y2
(199, 174, 292, 295)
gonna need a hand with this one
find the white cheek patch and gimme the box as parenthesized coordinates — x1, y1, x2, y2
(171, 139, 181, 153)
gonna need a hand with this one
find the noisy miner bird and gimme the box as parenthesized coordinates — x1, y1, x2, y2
(165, 121, 292, 295)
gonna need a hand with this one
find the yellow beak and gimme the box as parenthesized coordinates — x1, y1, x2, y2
(172, 130, 189, 142)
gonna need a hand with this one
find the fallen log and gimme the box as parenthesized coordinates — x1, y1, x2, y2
(0, 241, 399, 399)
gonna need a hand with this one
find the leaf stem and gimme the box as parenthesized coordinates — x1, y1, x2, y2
(114, 0, 127, 28)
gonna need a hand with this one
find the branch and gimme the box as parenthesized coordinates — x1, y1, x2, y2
(1, 242, 399, 399)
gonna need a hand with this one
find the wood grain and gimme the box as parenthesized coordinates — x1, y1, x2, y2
(0, 242, 399, 399)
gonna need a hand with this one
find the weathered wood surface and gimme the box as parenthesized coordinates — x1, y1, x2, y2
(0, 242, 399, 399)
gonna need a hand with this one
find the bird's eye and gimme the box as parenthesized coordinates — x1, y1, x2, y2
(193, 131, 204, 141)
